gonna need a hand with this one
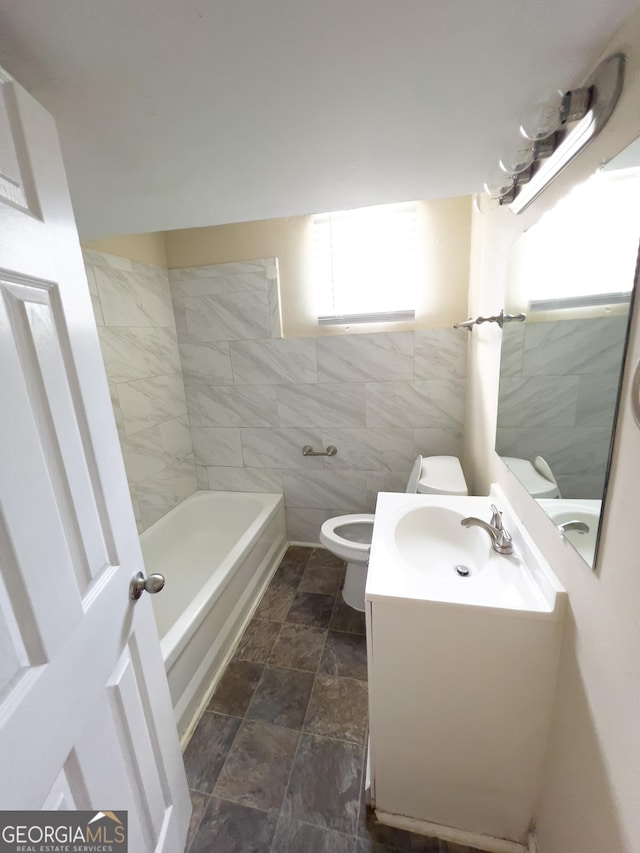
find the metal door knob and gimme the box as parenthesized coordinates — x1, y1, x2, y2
(130, 570, 165, 601)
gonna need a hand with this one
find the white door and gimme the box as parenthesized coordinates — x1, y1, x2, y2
(0, 69, 191, 850)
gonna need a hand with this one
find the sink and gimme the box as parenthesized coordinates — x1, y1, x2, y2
(368, 490, 566, 616)
(538, 498, 602, 565)
(392, 505, 492, 579)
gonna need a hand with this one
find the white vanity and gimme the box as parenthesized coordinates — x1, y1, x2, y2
(365, 487, 567, 849)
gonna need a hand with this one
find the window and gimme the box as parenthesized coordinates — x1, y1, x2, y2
(313, 201, 418, 325)
(519, 168, 640, 312)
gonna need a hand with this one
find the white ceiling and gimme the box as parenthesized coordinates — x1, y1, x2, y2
(0, 0, 636, 238)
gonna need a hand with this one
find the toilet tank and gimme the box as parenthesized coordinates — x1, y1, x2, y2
(407, 455, 468, 496)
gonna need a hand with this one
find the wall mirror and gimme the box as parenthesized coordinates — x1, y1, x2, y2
(496, 135, 640, 569)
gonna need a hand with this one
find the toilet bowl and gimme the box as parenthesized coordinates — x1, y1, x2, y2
(320, 455, 468, 611)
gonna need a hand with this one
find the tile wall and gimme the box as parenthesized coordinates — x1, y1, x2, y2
(84, 249, 197, 532)
(497, 316, 628, 498)
(170, 260, 467, 542)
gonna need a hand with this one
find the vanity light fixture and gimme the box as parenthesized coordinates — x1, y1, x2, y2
(474, 53, 625, 214)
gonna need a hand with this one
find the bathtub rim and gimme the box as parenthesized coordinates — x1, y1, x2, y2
(140, 489, 284, 670)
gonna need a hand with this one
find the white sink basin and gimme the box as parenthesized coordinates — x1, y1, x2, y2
(392, 505, 493, 579)
(537, 498, 602, 565)
(368, 490, 565, 617)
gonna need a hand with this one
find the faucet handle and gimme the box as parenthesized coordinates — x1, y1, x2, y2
(490, 504, 503, 529)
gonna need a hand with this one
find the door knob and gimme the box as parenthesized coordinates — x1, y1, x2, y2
(130, 570, 165, 601)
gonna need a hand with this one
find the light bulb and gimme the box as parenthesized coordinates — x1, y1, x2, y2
(519, 89, 565, 141)
(483, 171, 515, 198)
(499, 136, 536, 175)
(473, 193, 501, 214)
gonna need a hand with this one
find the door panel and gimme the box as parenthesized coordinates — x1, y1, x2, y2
(0, 68, 190, 851)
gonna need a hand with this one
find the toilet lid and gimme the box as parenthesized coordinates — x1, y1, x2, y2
(406, 455, 423, 493)
(502, 457, 560, 498)
(417, 455, 468, 495)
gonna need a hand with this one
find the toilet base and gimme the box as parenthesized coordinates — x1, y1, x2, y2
(342, 560, 367, 612)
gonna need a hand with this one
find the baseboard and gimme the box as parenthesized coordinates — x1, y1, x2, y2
(528, 832, 539, 853)
(374, 811, 528, 853)
(288, 539, 323, 548)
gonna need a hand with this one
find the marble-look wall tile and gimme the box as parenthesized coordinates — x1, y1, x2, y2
(87, 250, 196, 532)
(522, 316, 627, 376)
(267, 260, 282, 338)
(365, 472, 412, 509)
(285, 508, 348, 544)
(283, 471, 368, 511)
(95, 266, 174, 328)
(230, 339, 318, 385)
(556, 471, 608, 500)
(240, 428, 324, 469)
(118, 373, 188, 435)
(197, 385, 278, 427)
(196, 465, 209, 490)
(207, 467, 284, 493)
(499, 323, 525, 377)
(365, 380, 464, 428)
(316, 332, 414, 383)
(178, 342, 233, 387)
(182, 292, 271, 342)
(191, 427, 243, 467)
(276, 384, 366, 428)
(136, 458, 198, 529)
(575, 373, 621, 428)
(413, 427, 463, 458)
(495, 428, 518, 457)
(497, 376, 579, 429)
(513, 427, 612, 476)
(321, 428, 415, 472)
(414, 328, 467, 380)
(120, 424, 167, 483)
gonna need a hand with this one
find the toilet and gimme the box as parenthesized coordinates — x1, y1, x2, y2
(501, 456, 561, 499)
(320, 455, 468, 611)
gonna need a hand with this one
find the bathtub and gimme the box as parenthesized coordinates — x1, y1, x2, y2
(140, 490, 287, 739)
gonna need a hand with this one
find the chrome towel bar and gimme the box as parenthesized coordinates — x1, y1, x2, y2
(302, 445, 338, 457)
(453, 309, 526, 331)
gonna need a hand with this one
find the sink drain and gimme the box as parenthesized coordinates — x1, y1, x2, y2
(455, 565, 471, 577)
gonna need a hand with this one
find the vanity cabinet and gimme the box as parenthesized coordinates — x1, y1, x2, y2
(365, 490, 566, 847)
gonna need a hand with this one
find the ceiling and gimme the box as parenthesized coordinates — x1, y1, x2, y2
(0, 0, 636, 238)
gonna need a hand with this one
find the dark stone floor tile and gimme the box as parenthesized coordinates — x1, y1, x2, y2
(247, 666, 314, 730)
(320, 630, 368, 681)
(269, 562, 306, 594)
(189, 796, 277, 853)
(268, 623, 327, 672)
(286, 591, 335, 628)
(305, 673, 368, 745)
(299, 563, 345, 595)
(282, 545, 313, 566)
(186, 791, 208, 850)
(307, 548, 346, 569)
(330, 597, 367, 635)
(184, 712, 241, 794)
(255, 585, 295, 621)
(214, 719, 299, 811)
(283, 733, 362, 834)
(207, 660, 264, 717)
(234, 618, 281, 662)
(271, 816, 355, 852)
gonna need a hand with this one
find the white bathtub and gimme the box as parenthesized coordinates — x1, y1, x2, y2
(140, 490, 287, 739)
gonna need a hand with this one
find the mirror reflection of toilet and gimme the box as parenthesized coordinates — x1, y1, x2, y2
(501, 456, 561, 499)
(320, 456, 468, 611)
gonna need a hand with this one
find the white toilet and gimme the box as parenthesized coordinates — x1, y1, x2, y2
(319, 455, 468, 611)
(501, 456, 561, 499)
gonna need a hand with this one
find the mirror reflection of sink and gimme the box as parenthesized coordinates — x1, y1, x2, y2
(369, 491, 565, 617)
(537, 499, 602, 565)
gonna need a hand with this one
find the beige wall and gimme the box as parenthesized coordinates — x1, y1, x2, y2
(82, 231, 168, 268)
(164, 197, 471, 338)
(465, 9, 640, 852)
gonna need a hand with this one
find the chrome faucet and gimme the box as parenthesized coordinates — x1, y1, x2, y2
(461, 504, 514, 555)
(558, 520, 590, 535)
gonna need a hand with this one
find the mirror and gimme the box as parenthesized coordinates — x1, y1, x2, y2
(496, 136, 640, 569)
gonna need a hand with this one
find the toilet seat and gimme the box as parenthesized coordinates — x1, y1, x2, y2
(319, 514, 375, 563)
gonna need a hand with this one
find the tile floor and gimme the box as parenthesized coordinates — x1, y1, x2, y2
(183, 546, 485, 853)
